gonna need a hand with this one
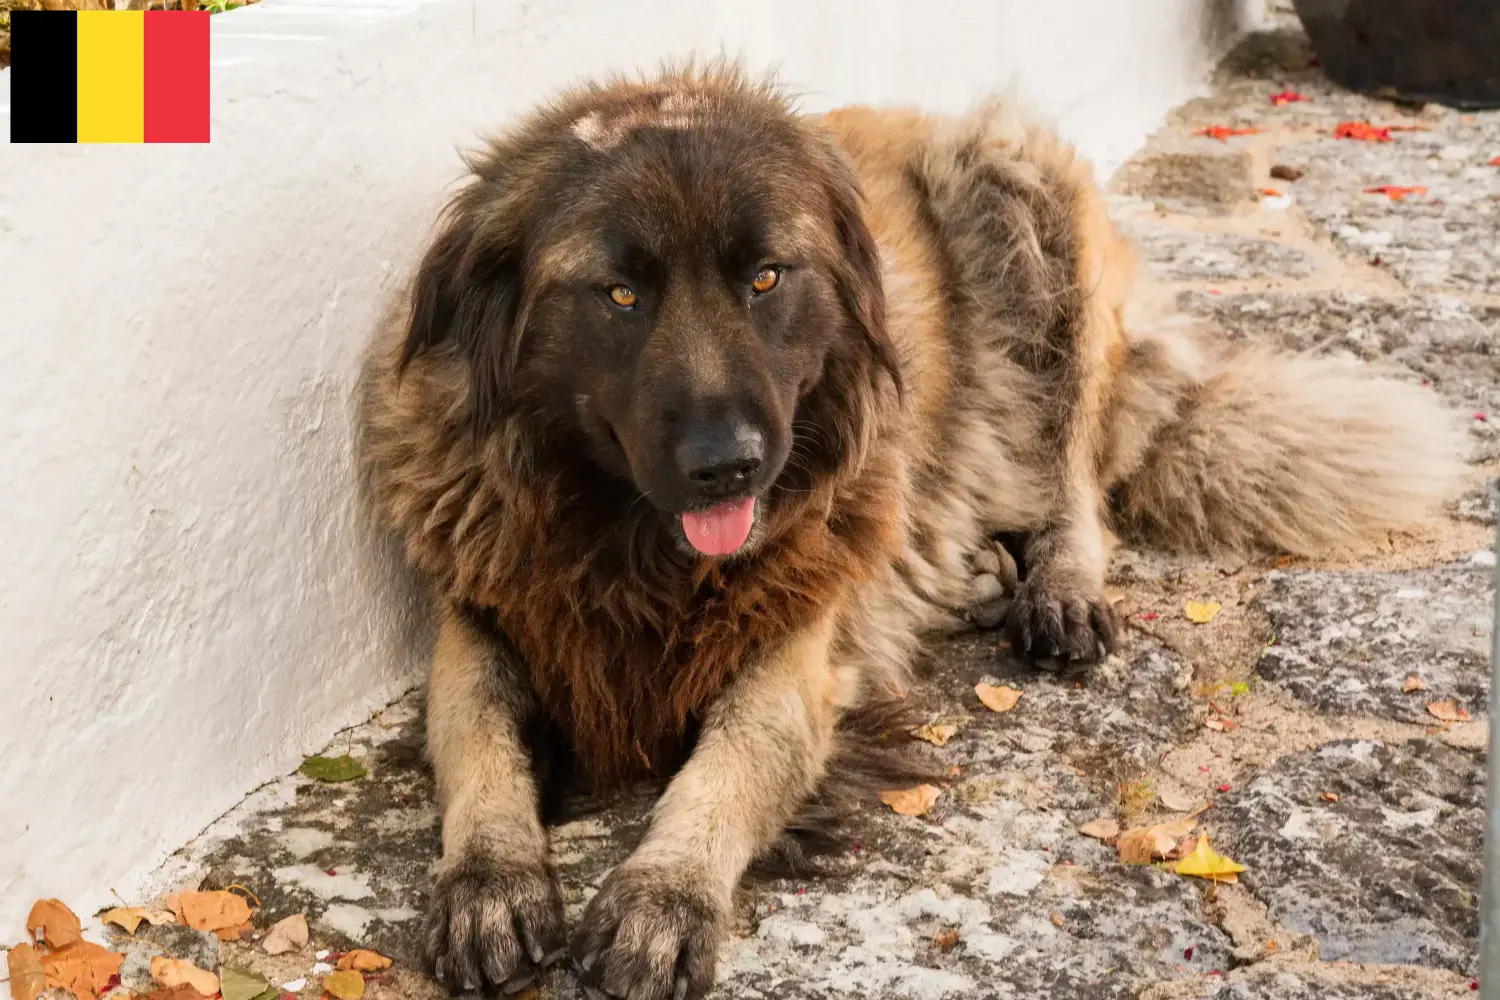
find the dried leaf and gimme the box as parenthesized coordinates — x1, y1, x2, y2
(975, 683, 1022, 713)
(1195, 125, 1259, 141)
(336, 951, 391, 973)
(1427, 701, 1471, 723)
(933, 928, 960, 953)
(1402, 675, 1426, 693)
(1269, 164, 1303, 181)
(1321, 792, 1341, 803)
(1158, 788, 1198, 813)
(1174, 835, 1247, 881)
(1118, 819, 1196, 864)
(1269, 89, 1306, 106)
(299, 755, 367, 782)
(1184, 600, 1221, 624)
(1050, 913, 1065, 927)
(321, 971, 365, 1000)
(1365, 185, 1427, 201)
(261, 913, 309, 956)
(1258, 187, 1283, 197)
(220, 967, 272, 1000)
(99, 907, 174, 936)
(138, 985, 212, 1000)
(911, 722, 958, 747)
(8, 942, 47, 1000)
(151, 957, 220, 997)
(1203, 716, 1237, 732)
(43, 941, 125, 1000)
(178, 890, 253, 933)
(1334, 121, 1393, 142)
(880, 784, 942, 817)
(1490, 156, 1500, 167)
(1078, 818, 1120, 842)
(27, 899, 82, 949)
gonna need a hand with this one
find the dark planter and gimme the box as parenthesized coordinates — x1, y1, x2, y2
(1291, 0, 1500, 109)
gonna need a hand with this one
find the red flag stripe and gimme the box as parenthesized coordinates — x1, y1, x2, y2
(143, 10, 209, 143)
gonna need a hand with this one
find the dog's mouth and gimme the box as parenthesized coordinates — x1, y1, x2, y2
(680, 496, 756, 557)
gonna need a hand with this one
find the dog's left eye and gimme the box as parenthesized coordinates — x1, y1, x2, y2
(751, 267, 781, 295)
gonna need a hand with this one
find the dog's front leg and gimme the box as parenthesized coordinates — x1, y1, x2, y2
(573, 612, 841, 1000)
(424, 603, 565, 995)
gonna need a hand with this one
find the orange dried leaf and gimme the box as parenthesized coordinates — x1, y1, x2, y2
(1078, 818, 1120, 842)
(215, 920, 254, 942)
(42, 941, 125, 1000)
(933, 928, 960, 953)
(1364, 185, 1427, 201)
(336, 950, 392, 973)
(911, 722, 958, 747)
(1050, 913, 1065, 927)
(177, 890, 252, 932)
(139, 985, 212, 1000)
(1258, 187, 1283, 197)
(150, 957, 219, 997)
(1321, 791, 1341, 803)
(27, 899, 82, 949)
(1118, 818, 1196, 864)
(322, 970, 365, 1000)
(261, 913, 309, 956)
(1490, 155, 1500, 167)
(975, 683, 1022, 713)
(1195, 125, 1259, 141)
(1334, 121, 1392, 142)
(8, 942, 47, 1000)
(99, 907, 174, 936)
(1269, 89, 1306, 106)
(1402, 675, 1426, 693)
(880, 784, 942, 817)
(1427, 701, 1470, 723)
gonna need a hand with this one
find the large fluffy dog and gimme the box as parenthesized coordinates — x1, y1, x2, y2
(361, 64, 1464, 999)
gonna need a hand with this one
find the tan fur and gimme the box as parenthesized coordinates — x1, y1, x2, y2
(360, 64, 1467, 1000)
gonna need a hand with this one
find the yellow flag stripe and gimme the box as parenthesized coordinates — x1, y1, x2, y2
(77, 11, 145, 144)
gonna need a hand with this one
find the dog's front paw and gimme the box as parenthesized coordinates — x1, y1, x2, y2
(572, 863, 724, 1000)
(426, 852, 565, 996)
(1006, 576, 1117, 666)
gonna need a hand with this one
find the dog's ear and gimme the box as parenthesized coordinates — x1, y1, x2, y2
(821, 149, 901, 393)
(398, 187, 528, 431)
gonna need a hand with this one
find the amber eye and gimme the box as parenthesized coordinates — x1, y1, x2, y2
(607, 285, 638, 308)
(751, 267, 780, 295)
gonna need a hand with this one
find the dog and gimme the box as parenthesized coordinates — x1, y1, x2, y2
(359, 61, 1466, 1000)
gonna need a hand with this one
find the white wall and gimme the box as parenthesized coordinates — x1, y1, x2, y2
(0, 0, 1259, 940)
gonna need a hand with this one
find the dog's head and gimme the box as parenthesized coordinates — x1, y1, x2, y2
(399, 65, 897, 559)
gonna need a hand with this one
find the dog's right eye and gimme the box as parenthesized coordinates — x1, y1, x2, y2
(606, 285, 639, 309)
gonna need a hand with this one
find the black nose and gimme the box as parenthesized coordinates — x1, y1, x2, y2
(675, 421, 765, 495)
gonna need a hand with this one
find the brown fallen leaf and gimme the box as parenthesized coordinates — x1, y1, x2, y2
(1050, 913, 1064, 927)
(1403, 675, 1426, 693)
(880, 784, 942, 817)
(100, 907, 175, 936)
(27, 899, 82, 949)
(933, 928, 960, 953)
(215, 920, 254, 942)
(322, 970, 365, 1000)
(1078, 818, 1120, 842)
(1167, 835, 1200, 861)
(337, 950, 392, 973)
(1321, 792, 1341, 803)
(1157, 788, 1197, 813)
(8, 942, 47, 1000)
(911, 722, 958, 747)
(261, 913, 309, 956)
(975, 682, 1022, 713)
(177, 890, 252, 933)
(138, 985, 212, 1000)
(43, 941, 125, 1000)
(151, 957, 220, 997)
(1118, 819, 1196, 865)
(1427, 701, 1471, 723)
(1269, 164, 1304, 181)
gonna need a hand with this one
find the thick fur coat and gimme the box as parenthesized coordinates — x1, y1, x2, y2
(360, 64, 1466, 1000)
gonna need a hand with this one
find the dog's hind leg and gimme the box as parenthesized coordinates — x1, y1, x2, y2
(571, 611, 843, 1000)
(423, 602, 566, 995)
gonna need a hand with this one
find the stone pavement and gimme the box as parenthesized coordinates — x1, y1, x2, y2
(122, 26, 1500, 1000)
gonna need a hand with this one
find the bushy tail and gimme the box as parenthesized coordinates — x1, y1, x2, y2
(1108, 331, 1470, 557)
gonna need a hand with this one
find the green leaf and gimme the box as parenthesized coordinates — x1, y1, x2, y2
(220, 967, 272, 1000)
(1229, 681, 1251, 697)
(299, 754, 368, 782)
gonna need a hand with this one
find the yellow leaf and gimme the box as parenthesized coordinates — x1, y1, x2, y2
(322, 970, 366, 1000)
(177, 890, 252, 932)
(1077, 818, 1120, 842)
(975, 683, 1022, 713)
(336, 950, 391, 973)
(1174, 835, 1247, 880)
(8, 942, 47, 1000)
(880, 784, 941, 817)
(27, 899, 81, 949)
(1184, 600, 1221, 624)
(261, 913, 309, 956)
(911, 722, 958, 747)
(151, 957, 220, 997)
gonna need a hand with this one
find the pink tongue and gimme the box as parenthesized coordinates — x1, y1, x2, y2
(681, 497, 756, 556)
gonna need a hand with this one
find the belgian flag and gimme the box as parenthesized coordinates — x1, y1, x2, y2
(10, 10, 210, 143)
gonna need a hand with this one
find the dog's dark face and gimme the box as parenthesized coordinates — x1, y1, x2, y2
(401, 72, 895, 558)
